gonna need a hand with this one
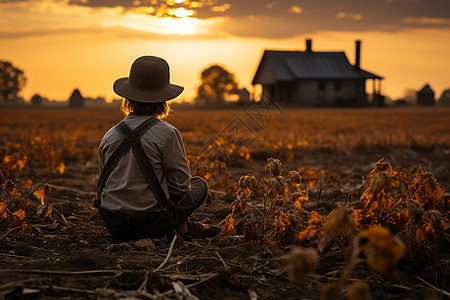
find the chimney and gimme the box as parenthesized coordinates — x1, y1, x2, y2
(306, 39, 312, 52)
(355, 40, 361, 69)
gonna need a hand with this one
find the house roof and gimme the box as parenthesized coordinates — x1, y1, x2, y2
(418, 84, 434, 94)
(69, 89, 84, 101)
(252, 50, 382, 84)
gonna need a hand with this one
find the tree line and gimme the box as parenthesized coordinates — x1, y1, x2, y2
(0, 61, 26, 102)
(0, 60, 239, 104)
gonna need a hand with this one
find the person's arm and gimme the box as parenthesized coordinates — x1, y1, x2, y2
(98, 149, 103, 174)
(98, 140, 106, 174)
(162, 128, 191, 200)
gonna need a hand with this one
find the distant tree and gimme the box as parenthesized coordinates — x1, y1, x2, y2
(0, 60, 26, 102)
(196, 64, 239, 104)
(31, 94, 43, 105)
(402, 88, 416, 104)
(439, 88, 450, 105)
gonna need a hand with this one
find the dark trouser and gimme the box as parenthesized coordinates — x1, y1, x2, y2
(99, 177, 208, 241)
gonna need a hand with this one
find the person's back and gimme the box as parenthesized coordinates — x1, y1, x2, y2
(99, 114, 189, 215)
(96, 56, 220, 241)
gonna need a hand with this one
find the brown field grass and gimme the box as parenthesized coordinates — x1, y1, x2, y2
(0, 106, 449, 299)
(1, 106, 449, 177)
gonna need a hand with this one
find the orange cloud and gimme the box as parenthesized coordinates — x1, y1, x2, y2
(403, 17, 450, 25)
(211, 4, 230, 13)
(336, 12, 363, 21)
(288, 5, 302, 14)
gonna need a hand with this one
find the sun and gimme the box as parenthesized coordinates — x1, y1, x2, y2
(156, 7, 198, 35)
(160, 16, 198, 35)
(114, 5, 203, 35)
(173, 7, 194, 18)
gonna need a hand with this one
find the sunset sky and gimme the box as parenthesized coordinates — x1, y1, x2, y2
(1, 0, 450, 102)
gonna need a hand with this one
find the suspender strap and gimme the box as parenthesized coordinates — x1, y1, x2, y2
(95, 117, 166, 209)
(116, 121, 169, 210)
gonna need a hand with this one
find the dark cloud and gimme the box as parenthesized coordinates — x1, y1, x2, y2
(203, 0, 450, 38)
(14, 0, 450, 38)
(67, 0, 135, 7)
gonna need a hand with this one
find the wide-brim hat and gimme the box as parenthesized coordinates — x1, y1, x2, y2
(113, 56, 183, 103)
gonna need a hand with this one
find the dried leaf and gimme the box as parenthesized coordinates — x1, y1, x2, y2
(321, 283, 341, 300)
(265, 158, 281, 177)
(12, 209, 26, 221)
(324, 207, 354, 236)
(406, 201, 424, 225)
(317, 231, 334, 253)
(286, 246, 318, 282)
(222, 214, 236, 237)
(288, 170, 301, 185)
(371, 171, 389, 195)
(33, 184, 51, 205)
(244, 222, 259, 242)
(40, 203, 52, 221)
(359, 226, 405, 279)
(56, 162, 65, 174)
(274, 211, 290, 231)
(296, 211, 322, 242)
(23, 179, 33, 190)
(291, 192, 309, 210)
(0, 201, 8, 220)
(5, 180, 18, 196)
(347, 281, 372, 300)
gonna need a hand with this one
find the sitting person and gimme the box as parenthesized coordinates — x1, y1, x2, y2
(95, 55, 220, 241)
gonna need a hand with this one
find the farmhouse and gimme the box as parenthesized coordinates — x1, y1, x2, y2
(238, 87, 251, 104)
(68, 89, 85, 107)
(252, 40, 384, 106)
(417, 84, 435, 106)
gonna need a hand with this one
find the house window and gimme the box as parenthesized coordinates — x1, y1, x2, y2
(334, 81, 342, 91)
(318, 81, 326, 91)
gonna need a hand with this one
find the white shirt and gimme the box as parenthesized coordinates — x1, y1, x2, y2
(98, 114, 191, 215)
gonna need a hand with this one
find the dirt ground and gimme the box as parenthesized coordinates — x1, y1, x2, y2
(0, 146, 449, 299)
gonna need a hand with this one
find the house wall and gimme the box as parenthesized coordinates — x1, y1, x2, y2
(417, 94, 435, 106)
(261, 79, 369, 106)
(254, 59, 277, 85)
(294, 80, 362, 106)
(296, 81, 319, 105)
(262, 84, 275, 101)
(262, 82, 296, 103)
